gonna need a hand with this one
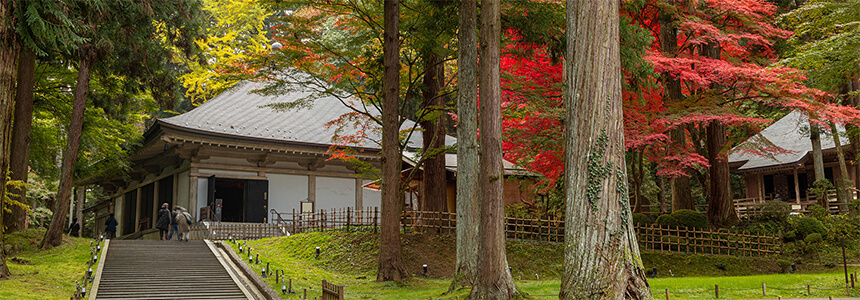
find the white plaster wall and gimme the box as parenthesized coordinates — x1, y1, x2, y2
(176, 171, 190, 209)
(316, 176, 355, 210)
(197, 177, 209, 216)
(362, 179, 381, 209)
(267, 173, 308, 223)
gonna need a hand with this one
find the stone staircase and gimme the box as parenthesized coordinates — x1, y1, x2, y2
(90, 240, 260, 299)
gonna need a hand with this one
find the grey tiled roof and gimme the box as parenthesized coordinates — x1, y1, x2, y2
(160, 81, 454, 150)
(728, 110, 849, 171)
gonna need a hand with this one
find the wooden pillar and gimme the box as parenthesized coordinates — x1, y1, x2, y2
(152, 182, 159, 228)
(308, 174, 316, 206)
(355, 177, 363, 209)
(794, 167, 801, 204)
(188, 175, 198, 219)
(757, 173, 764, 201)
(135, 187, 142, 233)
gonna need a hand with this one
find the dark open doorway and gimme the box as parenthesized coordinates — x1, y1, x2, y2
(211, 178, 268, 223)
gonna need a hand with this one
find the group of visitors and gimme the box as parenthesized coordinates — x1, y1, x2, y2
(156, 203, 193, 241)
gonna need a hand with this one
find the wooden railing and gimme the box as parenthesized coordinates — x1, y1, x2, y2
(187, 222, 289, 240)
(270, 207, 380, 235)
(634, 225, 781, 257)
(321, 279, 344, 300)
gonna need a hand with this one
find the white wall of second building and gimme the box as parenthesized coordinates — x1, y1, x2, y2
(267, 173, 309, 223)
(316, 176, 355, 210)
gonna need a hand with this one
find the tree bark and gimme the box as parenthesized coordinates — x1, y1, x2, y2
(376, 0, 406, 282)
(471, 0, 517, 298)
(659, 9, 693, 212)
(631, 151, 648, 213)
(829, 120, 851, 208)
(560, 0, 651, 299)
(4, 48, 35, 233)
(809, 123, 829, 207)
(706, 120, 738, 228)
(419, 50, 448, 222)
(849, 79, 860, 192)
(0, 0, 19, 279)
(40, 50, 94, 250)
(451, 0, 478, 290)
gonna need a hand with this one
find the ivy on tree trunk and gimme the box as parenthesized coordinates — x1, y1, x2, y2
(560, 0, 651, 298)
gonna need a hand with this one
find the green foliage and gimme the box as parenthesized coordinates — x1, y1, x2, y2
(808, 180, 834, 205)
(655, 214, 680, 228)
(783, 231, 796, 242)
(823, 215, 857, 243)
(809, 204, 830, 221)
(669, 209, 708, 229)
(754, 200, 792, 224)
(792, 217, 827, 239)
(848, 199, 860, 216)
(632, 213, 652, 227)
(804, 232, 823, 244)
(777, 259, 792, 272)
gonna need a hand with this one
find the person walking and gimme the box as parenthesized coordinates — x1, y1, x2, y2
(104, 214, 118, 239)
(167, 206, 180, 240)
(175, 206, 192, 241)
(156, 203, 171, 240)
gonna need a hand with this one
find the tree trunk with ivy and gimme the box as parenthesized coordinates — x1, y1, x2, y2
(809, 123, 829, 207)
(450, 0, 478, 290)
(419, 51, 448, 227)
(376, 0, 406, 282)
(706, 120, 738, 228)
(470, 0, 517, 298)
(559, 0, 651, 298)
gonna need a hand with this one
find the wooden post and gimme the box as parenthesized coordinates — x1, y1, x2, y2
(292, 209, 296, 234)
(347, 207, 351, 232)
(762, 282, 766, 296)
(807, 283, 811, 295)
(715, 284, 719, 298)
(665, 288, 669, 300)
(373, 207, 378, 233)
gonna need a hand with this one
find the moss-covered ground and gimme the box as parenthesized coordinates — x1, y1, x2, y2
(1, 229, 94, 300)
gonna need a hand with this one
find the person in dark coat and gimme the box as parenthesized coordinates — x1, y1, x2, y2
(104, 214, 118, 239)
(156, 203, 171, 240)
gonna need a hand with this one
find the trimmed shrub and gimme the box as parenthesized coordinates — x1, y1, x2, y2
(670, 209, 708, 229)
(783, 231, 797, 242)
(756, 201, 792, 224)
(632, 213, 652, 227)
(655, 215, 680, 228)
(804, 232, 823, 244)
(849, 199, 860, 216)
(777, 259, 792, 272)
(794, 217, 826, 239)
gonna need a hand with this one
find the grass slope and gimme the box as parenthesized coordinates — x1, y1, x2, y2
(1, 229, 92, 300)
(230, 231, 854, 299)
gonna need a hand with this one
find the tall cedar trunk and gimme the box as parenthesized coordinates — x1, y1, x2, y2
(471, 0, 517, 298)
(5, 48, 35, 232)
(451, 0, 478, 290)
(849, 79, 860, 192)
(706, 120, 738, 228)
(829, 120, 851, 208)
(376, 0, 406, 282)
(810, 124, 828, 207)
(0, 0, 19, 278)
(40, 50, 94, 249)
(659, 11, 693, 212)
(631, 151, 648, 213)
(560, 0, 651, 298)
(419, 50, 447, 221)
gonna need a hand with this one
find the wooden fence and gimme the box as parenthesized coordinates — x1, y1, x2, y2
(321, 279, 344, 300)
(634, 225, 781, 257)
(188, 222, 289, 240)
(257, 208, 784, 257)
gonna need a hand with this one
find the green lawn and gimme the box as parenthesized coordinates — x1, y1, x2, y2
(1, 229, 94, 300)
(231, 234, 860, 299)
